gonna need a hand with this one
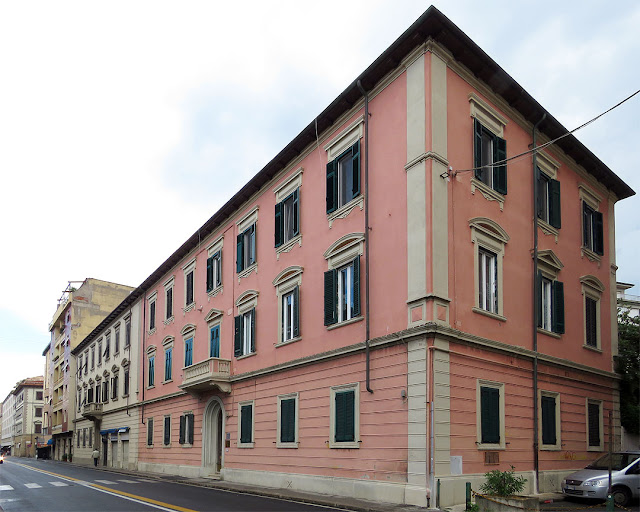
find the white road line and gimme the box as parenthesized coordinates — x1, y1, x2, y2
(95, 479, 117, 485)
(24, 483, 42, 488)
(137, 479, 158, 483)
(0, 485, 14, 491)
(49, 481, 68, 487)
(117, 479, 139, 483)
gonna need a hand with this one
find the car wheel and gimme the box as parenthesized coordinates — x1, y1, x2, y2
(612, 486, 631, 507)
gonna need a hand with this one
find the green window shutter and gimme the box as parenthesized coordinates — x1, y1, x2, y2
(585, 297, 597, 347)
(292, 189, 300, 237)
(206, 256, 213, 292)
(280, 398, 295, 443)
(164, 417, 170, 446)
(335, 390, 355, 442)
(326, 160, 338, 214)
(541, 395, 557, 445)
(536, 272, 543, 328)
(536, 169, 543, 219)
(236, 233, 244, 273)
(549, 178, 561, 229)
(240, 405, 252, 444)
(324, 269, 337, 326)
(250, 308, 256, 353)
(234, 315, 242, 356)
(588, 403, 600, 446)
(215, 251, 222, 287)
(552, 280, 565, 334)
(351, 140, 360, 197)
(187, 414, 194, 444)
(274, 201, 283, 248)
(493, 136, 507, 195)
(292, 286, 300, 338)
(594, 211, 604, 255)
(147, 419, 153, 446)
(352, 256, 361, 317)
(473, 118, 483, 179)
(480, 386, 500, 444)
(179, 415, 185, 444)
(210, 326, 220, 358)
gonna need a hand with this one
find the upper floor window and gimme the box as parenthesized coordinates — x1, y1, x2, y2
(478, 248, 498, 314)
(165, 278, 174, 321)
(275, 189, 299, 247)
(184, 337, 193, 367)
(104, 333, 111, 360)
(234, 291, 258, 358)
(237, 225, 256, 273)
(581, 275, 605, 350)
(582, 202, 603, 255)
(125, 317, 131, 347)
(148, 355, 155, 387)
(114, 326, 120, 354)
(210, 325, 220, 358)
(274, 267, 303, 345)
(206, 251, 222, 292)
(326, 141, 360, 214)
(537, 169, 561, 229)
(97, 341, 103, 365)
(148, 294, 157, 333)
(164, 347, 173, 381)
(473, 119, 507, 195)
(123, 367, 130, 396)
(183, 259, 196, 310)
(537, 250, 565, 336)
(90, 346, 95, 369)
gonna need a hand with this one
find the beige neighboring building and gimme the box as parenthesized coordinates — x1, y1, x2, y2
(72, 294, 143, 469)
(617, 282, 640, 318)
(43, 279, 134, 460)
(1, 392, 15, 454)
(11, 377, 44, 458)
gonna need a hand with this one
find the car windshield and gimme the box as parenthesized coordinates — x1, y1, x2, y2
(585, 453, 637, 471)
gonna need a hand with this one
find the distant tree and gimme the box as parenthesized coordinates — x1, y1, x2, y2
(615, 310, 639, 435)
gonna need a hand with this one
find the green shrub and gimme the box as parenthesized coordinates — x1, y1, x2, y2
(480, 465, 526, 496)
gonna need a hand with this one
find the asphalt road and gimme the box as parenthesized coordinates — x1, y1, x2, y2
(0, 458, 345, 512)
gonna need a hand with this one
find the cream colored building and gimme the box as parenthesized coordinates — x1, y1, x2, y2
(11, 377, 44, 458)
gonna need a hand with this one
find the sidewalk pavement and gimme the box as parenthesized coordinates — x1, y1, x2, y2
(43, 458, 566, 512)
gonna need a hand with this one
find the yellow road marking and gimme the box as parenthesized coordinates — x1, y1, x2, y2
(9, 461, 198, 512)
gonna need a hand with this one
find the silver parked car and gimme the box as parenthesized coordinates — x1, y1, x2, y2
(562, 451, 640, 506)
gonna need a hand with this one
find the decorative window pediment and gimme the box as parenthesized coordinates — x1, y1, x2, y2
(111, 364, 119, 373)
(535, 250, 564, 274)
(146, 345, 157, 356)
(180, 324, 196, 336)
(324, 233, 365, 270)
(162, 336, 175, 348)
(580, 275, 605, 293)
(468, 217, 509, 245)
(120, 358, 129, 368)
(236, 290, 259, 308)
(273, 266, 304, 287)
(103, 369, 110, 378)
(204, 308, 224, 324)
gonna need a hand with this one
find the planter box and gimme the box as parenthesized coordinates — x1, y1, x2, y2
(476, 495, 539, 512)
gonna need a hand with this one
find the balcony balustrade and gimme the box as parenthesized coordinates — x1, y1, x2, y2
(82, 402, 103, 420)
(179, 357, 231, 394)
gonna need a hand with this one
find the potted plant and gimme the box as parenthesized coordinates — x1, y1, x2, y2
(475, 466, 536, 512)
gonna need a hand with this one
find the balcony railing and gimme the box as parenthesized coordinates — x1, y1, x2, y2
(180, 358, 231, 394)
(82, 403, 103, 419)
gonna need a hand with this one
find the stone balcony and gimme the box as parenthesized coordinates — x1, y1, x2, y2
(82, 403, 103, 420)
(179, 358, 231, 394)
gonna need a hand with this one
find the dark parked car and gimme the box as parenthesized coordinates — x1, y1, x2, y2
(562, 451, 640, 506)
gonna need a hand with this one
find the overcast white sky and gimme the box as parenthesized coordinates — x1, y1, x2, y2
(1, 0, 638, 400)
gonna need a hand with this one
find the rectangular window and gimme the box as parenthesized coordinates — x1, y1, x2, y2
(179, 413, 195, 445)
(147, 418, 154, 446)
(98, 342, 102, 365)
(36, 391, 43, 400)
(184, 337, 193, 367)
(149, 300, 156, 331)
(91, 346, 95, 369)
(326, 141, 360, 213)
(275, 189, 300, 247)
(125, 319, 131, 347)
(239, 404, 253, 446)
(538, 274, 565, 334)
(35, 407, 42, 417)
(166, 286, 173, 319)
(324, 257, 360, 326)
(164, 348, 173, 381)
(94, 385, 99, 403)
(480, 385, 500, 444)
(185, 270, 194, 306)
(104, 334, 111, 359)
(585, 296, 598, 348)
(478, 249, 498, 314)
(148, 356, 155, 387)
(537, 170, 561, 228)
(587, 401, 602, 448)
(282, 287, 300, 342)
(34, 423, 42, 434)
(234, 309, 255, 357)
(210, 325, 220, 358)
(84, 352, 88, 374)
(236, 224, 256, 273)
(114, 327, 120, 354)
(111, 375, 118, 399)
(473, 119, 507, 195)
(83, 428, 87, 447)
(123, 368, 130, 396)
(206, 251, 222, 292)
(278, 396, 297, 446)
(163, 416, 171, 446)
(540, 277, 552, 331)
(330, 384, 359, 448)
(102, 380, 109, 403)
(541, 395, 557, 446)
(78, 355, 83, 377)
(582, 202, 604, 255)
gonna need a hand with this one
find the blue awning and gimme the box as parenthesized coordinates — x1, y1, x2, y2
(100, 427, 130, 435)
(47, 439, 54, 445)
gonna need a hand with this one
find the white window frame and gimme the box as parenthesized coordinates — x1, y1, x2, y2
(146, 346, 156, 389)
(539, 390, 561, 451)
(274, 168, 303, 256)
(476, 379, 506, 450)
(329, 382, 360, 449)
(540, 276, 552, 332)
(204, 308, 223, 358)
(182, 258, 196, 312)
(235, 291, 258, 358)
(238, 400, 255, 448)
(162, 336, 174, 383)
(273, 267, 303, 346)
(181, 324, 196, 368)
(536, 249, 564, 338)
(206, 236, 224, 297)
(277, 392, 299, 448)
(147, 292, 158, 335)
(236, 207, 259, 280)
(164, 276, 175, 324)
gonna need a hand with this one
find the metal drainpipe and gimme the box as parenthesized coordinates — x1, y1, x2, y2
(532, 112, 546, 494)
(141, 294, 147, 427)
(357, 79, 373, 394)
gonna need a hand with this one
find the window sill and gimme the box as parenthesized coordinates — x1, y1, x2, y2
(540, 445, 562, 451)
(236, 352, 256, 361)
(207, 285, 223, 299)
(581, 246, 602, 263)
(476, 444, 506, 451)
(237, 263, 258, 282)
(146, 445, 154, 449)
(537, 218, 559, 242)
(164, 316, 174, 326)
(587, 445, 604, 452)
(472, 307, 506, 322)
(147, 385, 155, 390)
(162, 444, 171, 448)
(329, 440, 360, 449)
(147, 328, 157, 337)
(327, 196, 363, 228)
(537, 327, 561, 339)
(275, 336, 302, 348)
(470, 178, 505, 211)
(583, 344, 602, 353)
(238, 443, 254, 449)
(276, 234, 302, 259)
(162, 379, 173, 384)
(183, 303, 195, 314)
(276, 442, 299, 449)
(327, 315, 364, 331)
(179, 443, 193, 448)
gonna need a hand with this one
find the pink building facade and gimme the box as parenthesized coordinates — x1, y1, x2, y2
(98, 7, 634, 508)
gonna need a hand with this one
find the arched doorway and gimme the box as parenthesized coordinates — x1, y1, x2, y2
(202, 397, 225, 476)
